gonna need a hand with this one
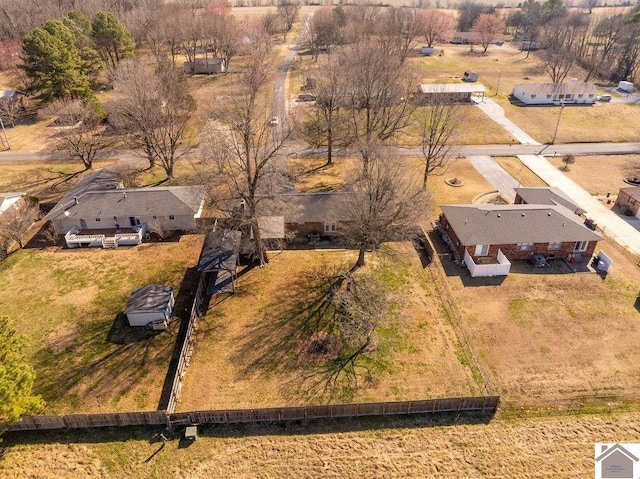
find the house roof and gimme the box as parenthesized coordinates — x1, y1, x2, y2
(257, 216, 285, 239)
(620, 186, 640, 197)
(259, 193, 362, 224)
(595, 444, 639, 463)
(515, 187, 585, 214)
(440, 204, 603, 245)
(0, 192, 25, 214)
(419, 83, 486, 94)
(197, 229, 241, 272)
(45, 169, 122, 221)
(514, 82, 597, 96)
(47, 185, 205, 221)
(124, 284, 173, 314)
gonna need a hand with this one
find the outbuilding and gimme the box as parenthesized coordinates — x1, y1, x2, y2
(413, 83, 486, 105)
(124, 284, 175, 328)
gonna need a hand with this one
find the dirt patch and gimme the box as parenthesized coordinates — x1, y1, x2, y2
(298, 332, 342, 362)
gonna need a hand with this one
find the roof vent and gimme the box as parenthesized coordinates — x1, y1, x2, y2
(73, 196, 78, 205)
(123, 192, 127, 199)
(521, 213, 525, 217)
(497, 213, 501, 218)
(548, 212, 551, 216)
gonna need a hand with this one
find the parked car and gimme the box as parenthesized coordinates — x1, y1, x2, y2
(597, 94, 612, 102)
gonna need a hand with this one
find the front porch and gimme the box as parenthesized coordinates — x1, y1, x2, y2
(64, 223, 147, 249)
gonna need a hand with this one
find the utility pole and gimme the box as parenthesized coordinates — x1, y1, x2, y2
(551, 101, 565, 145)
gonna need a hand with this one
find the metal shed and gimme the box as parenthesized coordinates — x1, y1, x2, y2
(124, 284, 175, 328)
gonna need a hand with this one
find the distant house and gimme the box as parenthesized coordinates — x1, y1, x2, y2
(183, 58, 226, 75)
(514, 187, 586, 215)
(0, 191, 26, 220)
(124, 284, 174, 328)
(44, 169, 205, 248)
(614, 186, 640, 218)
(413, 83, 486, 105)
(512, 82, 597, 105)
(449, 31, 504, 45)
(439, 203, 603, 277)
(520, 40, 540, 51)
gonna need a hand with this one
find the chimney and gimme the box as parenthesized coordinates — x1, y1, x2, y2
(73, 196, 78, 205)
(601, 445, 608, 453)
(123, 192, 127, 199)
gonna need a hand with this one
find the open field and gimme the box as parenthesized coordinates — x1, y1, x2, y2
(0, 234, 203, 414)
(548, 154, 640, 197)
(3, 411, 640, 478)
(178, 246, 478, 410)
(435, 235, 640, 401)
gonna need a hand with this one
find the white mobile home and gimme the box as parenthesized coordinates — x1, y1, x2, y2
(512, 82, 597, 105)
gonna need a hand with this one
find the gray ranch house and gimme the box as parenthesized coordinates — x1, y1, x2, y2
(45, 169, 205, 248)
(439, 203, 603, 277)
(512, 81, 597, 105)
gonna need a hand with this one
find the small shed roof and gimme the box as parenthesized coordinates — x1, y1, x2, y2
(441, 204, 603, 245)
(124, 284, 173, 313)
(198, 229, 241, 272)
(419, 83, 486, 94)
(620, 186, 640, 197)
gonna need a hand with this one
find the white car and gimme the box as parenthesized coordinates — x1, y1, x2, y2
(597, 94, 612, 102)
(269, 116, 279, 126)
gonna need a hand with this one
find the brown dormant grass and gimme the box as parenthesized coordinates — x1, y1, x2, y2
(0, 234, 204, 414)
(494, 156, 548, 188)
(178, 246, 477, 411)
(438, 236, 640, 401)
(547, 154, 640, 197)
(3, 411, 640, 478)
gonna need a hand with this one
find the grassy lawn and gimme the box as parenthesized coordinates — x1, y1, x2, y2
(437, 237, 640, 401)
(3, 412, 640, 478)
(547, 154, 640, 197)
(0, 235, 204, 414)
(178, 245, 478, 410)
(494, 156, 548, 188)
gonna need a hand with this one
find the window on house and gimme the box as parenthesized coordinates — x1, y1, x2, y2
(474, 244, 489, 256)
(531, 94, 536, 98)
(324, 222, 337, 233)
(589, 94, 594, 98)
(546, 94, 552, 98)
(548, 242, 561, 250)
(169, 215, 175, 220)
(578, 94, 583, 98)
(516, 243, 534, 251)
(558, 94, 565, 99)
(95, 218, 101, 222)
(574, 240, 588, 252)
(566, 94, 573, 99)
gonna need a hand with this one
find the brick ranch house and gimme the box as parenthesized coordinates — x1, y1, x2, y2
(439, 203, 603, 277)
(613, 186, 640, 218)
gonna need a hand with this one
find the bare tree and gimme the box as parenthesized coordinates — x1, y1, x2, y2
(109, 60, 195, 178)
(338, 156, 430, 268)
(562, 154, 575, 170)
(0, 199, 39, 249)
(376, 7, 423, 64)
(277, 0, 300, 41)
(55, 99, 115, 170)
(472, 13, 505, 53)
(303, 271, 391, 400)
(338, 43, 416, 175)
(416, 98, 462, 189)
(305, 6, 343, 61)
(201, 51, 289, 265)
(418, 8, 454, 47)
(0, 96, 21, 127)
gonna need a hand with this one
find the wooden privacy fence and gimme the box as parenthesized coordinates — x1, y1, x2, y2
(165, 274, 205, 414)
(9, 396, 499, 432)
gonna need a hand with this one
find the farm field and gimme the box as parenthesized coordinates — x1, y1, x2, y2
(436, 235, 640, 401)
(0, 234, 204, 414)
(178, 245, 478, 411)
(2, 411, 640, 478)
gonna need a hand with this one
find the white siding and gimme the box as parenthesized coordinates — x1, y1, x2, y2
(127, 311, 167, 327)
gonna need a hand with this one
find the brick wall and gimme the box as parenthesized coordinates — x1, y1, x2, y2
(615, 189, 640, 216)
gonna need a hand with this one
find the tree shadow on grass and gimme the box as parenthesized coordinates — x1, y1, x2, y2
(232, 262, 351, 402)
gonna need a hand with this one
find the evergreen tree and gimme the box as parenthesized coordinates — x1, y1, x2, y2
(91, 11, 135, 67)
(0, 317, 44, 434)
